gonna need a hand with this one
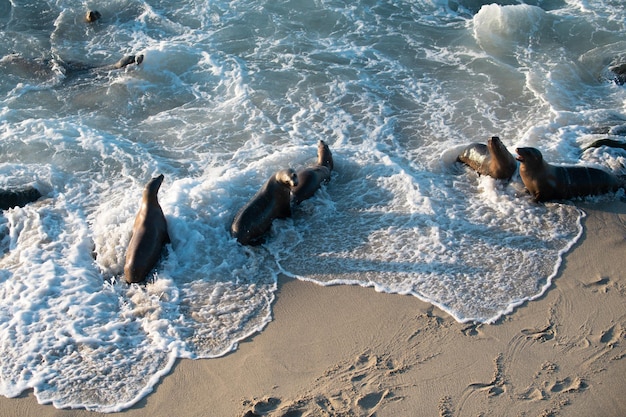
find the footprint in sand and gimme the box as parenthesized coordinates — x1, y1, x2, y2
(519, 386, 547, 402)
(277, 410, 303, 417)
(242, 397, 282, 416)
(356, 390, 388, 413)
(242, 351, 404, 416)
(547, 377, 587, 394)
(582, 276, 611, 293)
(461, 323, 482, 337)
(599, 324, 623, 346)
(521, 324, 555, 342)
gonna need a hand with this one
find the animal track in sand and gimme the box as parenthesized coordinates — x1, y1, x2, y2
(241, 351, 405, 416)
(582, 276, 611, 293)
(581, 275, 626, 296)
(546, 376, 587, 394)
(517, 362, 586, 412)
(242, 397, 282, 416)
(455, 354, 506, 415)
(598, 324, 622, 346)
(438, 395, 453, 417)
(356, 389, 389, 412)
(460, 322, 483, 337)
(521, 323, 555, 342)
(582, 323, 625, 367)
(518, 386, 547, 402)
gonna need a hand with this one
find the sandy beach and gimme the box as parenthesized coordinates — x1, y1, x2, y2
(2, 199, 626, 417)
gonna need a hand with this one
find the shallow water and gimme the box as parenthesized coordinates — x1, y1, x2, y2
(0, 0, 625, 411)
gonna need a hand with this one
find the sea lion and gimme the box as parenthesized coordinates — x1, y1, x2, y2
(291, 140, 334, 204)
(457, 136, 517, 180)
(516, 147, 621, 202)
(0, 53, 143, 80)
(63, 54, 144, 74)
(231, 169, 299, 245)
(124, 174, 170, 284)
(85, 10, 102, 23)
(0, 187, 42, 210)
(609, 62, 626, 85)
(583, 138, 626, 151)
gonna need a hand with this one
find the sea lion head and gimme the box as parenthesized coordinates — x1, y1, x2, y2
(317, 140, 333, 170)
(515, 147, 544, 169)
(144, 174, 165, 198)
(487, 136, 508, 156)
(276, 169, 298, 188)
(609, 62, 626, 77)
(85, 10, 101, 23)
(486, 136, 517, 179)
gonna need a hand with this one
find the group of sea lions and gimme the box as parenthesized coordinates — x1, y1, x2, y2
(0, 9, 142, 81)
(230, 139, 334, 245)
(3, 133, 622, 285)
(124, 140, 333, 283)
(457, 136, 625, 202)
(132, 133, 626, 285)
(3, 8, 625, 285)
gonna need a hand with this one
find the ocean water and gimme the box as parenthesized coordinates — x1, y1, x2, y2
(1, 0, 625, 411)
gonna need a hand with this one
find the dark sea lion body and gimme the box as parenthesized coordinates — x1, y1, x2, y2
(0, 187, 42, 210)
(516, 147, 620, 202)
(457, 136, 517, 180)
(63, 54, 143, 75)
(291, 140, 334, 204)
(0, 53, 143, 80)
(231, 169, 299, 245)
(124, 174, 170, 284)
(609, 62, 626, 85)
(583, 138, 626, 151)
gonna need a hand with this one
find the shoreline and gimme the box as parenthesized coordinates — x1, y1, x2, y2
(1, 200, 626, 416)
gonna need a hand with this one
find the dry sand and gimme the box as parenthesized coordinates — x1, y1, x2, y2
(1, 200, 625, 417)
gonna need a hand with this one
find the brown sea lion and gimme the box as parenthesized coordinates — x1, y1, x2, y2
(291, 140, 334, 204)
(124, 174, 170, 284)
(85, 10, 102, 23)
(231, 169, 298, 245)
(0, 187, 42, 210)
(516, 147, 621, 202)
(457, 136, 517, 180)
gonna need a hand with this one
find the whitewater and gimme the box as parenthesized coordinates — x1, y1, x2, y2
(1, 0, 625, 411)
